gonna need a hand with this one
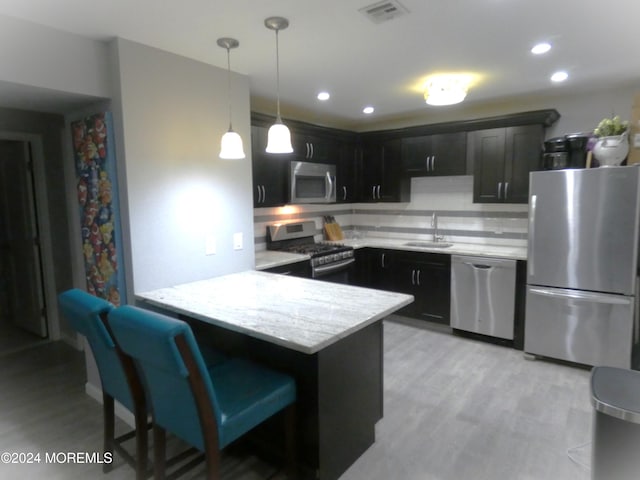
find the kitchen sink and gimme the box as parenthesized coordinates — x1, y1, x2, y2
(404, 241, 454, 249)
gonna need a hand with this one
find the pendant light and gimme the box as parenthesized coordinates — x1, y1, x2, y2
(264, 16, 293, 154)
(217, 37, 245, 160)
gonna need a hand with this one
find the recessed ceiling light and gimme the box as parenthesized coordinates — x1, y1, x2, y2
(551, 70, 568, 82)
(531, 42, 551, 55)
(363, 106, 375, 114)
(317, 91, 330, 101)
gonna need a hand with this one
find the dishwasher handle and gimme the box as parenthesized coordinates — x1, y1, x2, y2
(452, 255, 516, 270)
(463, 262, 492, 270)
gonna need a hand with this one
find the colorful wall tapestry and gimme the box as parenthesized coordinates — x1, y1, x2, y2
(71, 112, 126, 305)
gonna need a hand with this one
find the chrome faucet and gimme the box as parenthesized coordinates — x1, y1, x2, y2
(432, 212, 444, 242)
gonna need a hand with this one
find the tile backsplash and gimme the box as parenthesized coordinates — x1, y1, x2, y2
(254, 176, 528, 251)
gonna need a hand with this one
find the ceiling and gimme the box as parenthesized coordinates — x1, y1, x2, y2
(2, 0, 640, 127)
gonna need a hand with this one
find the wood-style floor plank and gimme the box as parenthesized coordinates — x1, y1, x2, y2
(0, 317, 592, 479)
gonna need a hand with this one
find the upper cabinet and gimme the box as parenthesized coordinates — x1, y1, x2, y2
(291, 131, 336, 163)
(251, 125, 288, 207)
(359, 137, 410, 202)
(401, 132, 467, 176)
(471, 125, 544, 204)
(336, 137, 358, 203)
(250, 109, 558, 207)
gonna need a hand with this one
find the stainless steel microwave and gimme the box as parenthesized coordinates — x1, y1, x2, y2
(290, 161, 336, 204)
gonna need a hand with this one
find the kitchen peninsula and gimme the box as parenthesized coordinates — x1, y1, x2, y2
(136, 270, 413, 480)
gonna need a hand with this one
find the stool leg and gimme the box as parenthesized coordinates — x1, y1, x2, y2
(284, 404, 297, 479)
(153, 425, 166, 480)
(103, 393, 115, 473)
(134, 412, 149, 480)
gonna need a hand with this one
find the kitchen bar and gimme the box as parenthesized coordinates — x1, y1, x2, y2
(136, 270, 413, 479)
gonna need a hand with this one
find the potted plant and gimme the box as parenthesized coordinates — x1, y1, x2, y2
(593, 115, 629, 166)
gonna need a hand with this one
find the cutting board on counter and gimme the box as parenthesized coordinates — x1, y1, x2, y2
(324, 216, 344, 241)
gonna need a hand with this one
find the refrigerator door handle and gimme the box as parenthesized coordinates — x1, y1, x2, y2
(529, 194, 536, 276)
(529, 287, 633, 306)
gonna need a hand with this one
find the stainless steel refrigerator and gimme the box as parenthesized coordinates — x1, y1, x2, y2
(525, 166, 640, 368)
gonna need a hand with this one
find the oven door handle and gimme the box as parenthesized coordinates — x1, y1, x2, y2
(313, 257, 355, 276)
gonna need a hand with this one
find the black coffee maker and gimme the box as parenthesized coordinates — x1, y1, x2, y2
(543, 133, 590, 170)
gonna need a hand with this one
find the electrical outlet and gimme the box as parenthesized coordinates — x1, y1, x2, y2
(233, 232, 243, 250)
(205, 234, 216, 255)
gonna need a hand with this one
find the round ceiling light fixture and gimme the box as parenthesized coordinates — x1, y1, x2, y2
(424, 75, 470, 106)
(317, 91, 330, 101)
(363, 106, 375, 114)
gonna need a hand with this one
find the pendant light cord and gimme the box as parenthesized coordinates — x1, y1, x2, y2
(226, 46, 233, 130)
(275, 29, 281, 121)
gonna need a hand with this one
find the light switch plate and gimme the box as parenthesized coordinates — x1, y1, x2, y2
(233, 232, 243, 250)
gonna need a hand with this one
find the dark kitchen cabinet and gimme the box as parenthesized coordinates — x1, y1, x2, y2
(393, 252, 451, 325)
(471, 125, 543, 203)
(352, 248, 395, 290)
(291, 131, 335, 163)
(402, 132, 467, 176)
(359, 138, 410, 202)
(251, 125, 289, 207)
(336, 139, 358, 203)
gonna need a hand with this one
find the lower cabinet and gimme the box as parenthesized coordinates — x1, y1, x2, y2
(393, 252, 451, 325)
(354, 248, 451, 325)
(353, 248, 395, 290)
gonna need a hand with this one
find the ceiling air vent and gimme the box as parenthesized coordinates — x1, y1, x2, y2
(359, 0, 409, 24)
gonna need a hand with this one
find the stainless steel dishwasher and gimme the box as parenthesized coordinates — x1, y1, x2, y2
(450, 255, 516, 340)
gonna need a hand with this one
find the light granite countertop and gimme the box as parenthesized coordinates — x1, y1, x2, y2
(255, 237, 527, 270)
(136, 270, 413, 354)
(338, 237, 528, 260)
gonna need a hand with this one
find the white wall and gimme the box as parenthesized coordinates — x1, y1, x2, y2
(109, 39, 254, 296)
(0, 15, 110, 99)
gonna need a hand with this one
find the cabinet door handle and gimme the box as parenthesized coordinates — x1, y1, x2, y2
(310, 142, 314, 158)
(417, 269, 421, 286)
(343, 186, 347, 201)
(372, 185, 376, 199)
(425, 155, 430, 171)
(377, 185, 381, 199)
(497, 182, 503, 200)
(411, 269, 416, 285)
(504, 182, 509, 199)
(432, 156, 436, 171)
(257, 185, 262, 203)
(261, 185, 266, 203)
(381, 253, 386, 268)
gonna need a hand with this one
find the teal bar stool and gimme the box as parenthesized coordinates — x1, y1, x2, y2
(58, 289, 149, 479)
(108, 305, 297, 479)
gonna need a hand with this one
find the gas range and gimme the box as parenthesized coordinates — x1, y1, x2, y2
(266, 221, 355, 279)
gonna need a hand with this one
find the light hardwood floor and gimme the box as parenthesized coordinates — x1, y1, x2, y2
(0, 316, 592, 480)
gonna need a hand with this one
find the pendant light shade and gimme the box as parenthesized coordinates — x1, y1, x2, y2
(266, 121, 293, 154)
(264, 17, 293, 154)
(217, 37, 245, 160)
(220, 129, 245, 159)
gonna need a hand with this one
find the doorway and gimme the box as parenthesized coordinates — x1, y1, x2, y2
(0, 140, 48, 354)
